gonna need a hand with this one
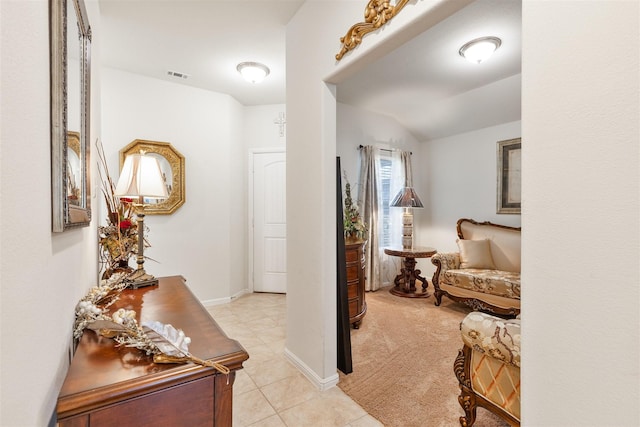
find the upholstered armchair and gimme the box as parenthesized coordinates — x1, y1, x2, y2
(454, 311, 521, 426)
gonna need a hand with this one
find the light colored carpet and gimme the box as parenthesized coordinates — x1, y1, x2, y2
(338, 286, 510, 427)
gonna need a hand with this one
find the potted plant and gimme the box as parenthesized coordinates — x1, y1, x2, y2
(343, 178, 367, 243)
(96, 141, 142, 279)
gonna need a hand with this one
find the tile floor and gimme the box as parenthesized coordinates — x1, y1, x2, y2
(207, 292, 383, 427)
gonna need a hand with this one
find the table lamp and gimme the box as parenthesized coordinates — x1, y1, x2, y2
(114, 151, 169, 288)
(390, 187, 424, 249)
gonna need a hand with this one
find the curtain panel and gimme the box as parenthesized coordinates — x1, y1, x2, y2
(357, 146, 413, 291)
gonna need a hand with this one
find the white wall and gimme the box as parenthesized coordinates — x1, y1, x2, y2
(336, 102, 420, 191)
(522, 2, 639, 425)
(244, 104, 287, 151)
(415, 121, 521, 276)
(101, 68, 246, 303)
(0, 0, 102, 425)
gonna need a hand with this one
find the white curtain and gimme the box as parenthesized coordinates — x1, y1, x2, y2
(358, 146, 382, 291)
(358, 146, 413, 291)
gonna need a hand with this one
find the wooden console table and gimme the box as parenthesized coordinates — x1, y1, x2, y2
(384, 246, 437, 298)
(56, 276, 249, 427)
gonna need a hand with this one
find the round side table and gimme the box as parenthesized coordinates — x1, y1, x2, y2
(384, 246, 437, 298)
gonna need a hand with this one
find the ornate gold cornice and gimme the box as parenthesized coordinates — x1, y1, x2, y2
(336, 0, 412, 61)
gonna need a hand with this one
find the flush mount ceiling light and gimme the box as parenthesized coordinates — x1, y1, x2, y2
(236, 62, 270, 84)
(459, 36, 502, 64)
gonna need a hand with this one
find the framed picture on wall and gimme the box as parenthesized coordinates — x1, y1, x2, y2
(497, 138, 521, 214)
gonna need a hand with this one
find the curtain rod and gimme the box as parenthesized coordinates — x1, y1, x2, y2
(357, 145, 412, 155)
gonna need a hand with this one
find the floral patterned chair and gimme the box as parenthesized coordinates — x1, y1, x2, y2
(454, 311, 521, 426)
(431, 218, 521, 317)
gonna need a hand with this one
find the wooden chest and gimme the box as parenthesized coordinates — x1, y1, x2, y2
(345, 241, 367, 328)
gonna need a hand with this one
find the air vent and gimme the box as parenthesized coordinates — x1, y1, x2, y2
(167, 70, 189, 79)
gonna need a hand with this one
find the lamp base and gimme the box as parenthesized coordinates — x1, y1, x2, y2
(402, 209, 414, 249)
(126, 269, 159, 289)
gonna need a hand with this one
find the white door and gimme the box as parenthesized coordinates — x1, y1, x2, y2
(252, 151, 286, 293)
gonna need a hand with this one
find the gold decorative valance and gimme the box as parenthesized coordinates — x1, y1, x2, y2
(336, 0, 412, 61)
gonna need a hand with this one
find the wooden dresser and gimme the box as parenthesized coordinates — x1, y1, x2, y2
(345, 240, 367, 328)
(56, 276, 249, 427)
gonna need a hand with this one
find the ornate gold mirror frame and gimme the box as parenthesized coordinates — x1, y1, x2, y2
(119, 140, 185, 215)
(51, 0, 92, 231)
(336, 0, 412, 61)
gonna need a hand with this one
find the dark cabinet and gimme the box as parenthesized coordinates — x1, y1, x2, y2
(345, 240, 367, 328)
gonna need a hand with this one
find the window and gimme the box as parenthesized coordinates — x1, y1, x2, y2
(377, 150, 404, 249)
(379, 155, 393, 247)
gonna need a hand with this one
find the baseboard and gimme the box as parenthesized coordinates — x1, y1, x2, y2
(201, 288, 250, 308)
(284, 347, 339, 391)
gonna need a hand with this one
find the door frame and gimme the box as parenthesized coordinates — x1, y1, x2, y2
(248, 147, 286, 293)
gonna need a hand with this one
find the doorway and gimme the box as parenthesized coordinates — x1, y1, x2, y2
(250, 149, 287, 293)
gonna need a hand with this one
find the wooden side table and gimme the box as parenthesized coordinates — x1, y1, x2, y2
(384, 246, 437, 298)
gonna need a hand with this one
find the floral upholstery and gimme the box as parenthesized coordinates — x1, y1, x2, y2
(443, 268, 520, 300)
(432, 252, 460, 271)
(455, 312, 521, 426)
(460, 312, 521, 368)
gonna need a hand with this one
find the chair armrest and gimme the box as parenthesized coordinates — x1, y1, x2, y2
(431, 252, 460, 287)
(460, 312, 521, 368)
(431, 252, 460, 272)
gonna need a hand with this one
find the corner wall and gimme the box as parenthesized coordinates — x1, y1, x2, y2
(336, 102, 420, 190)
(101, 68, 247, 302)
(0, 0, 102, 425)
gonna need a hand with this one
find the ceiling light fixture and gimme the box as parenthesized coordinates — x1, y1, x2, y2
(459, 36, 502, 64)
(236, 62, 270, 84)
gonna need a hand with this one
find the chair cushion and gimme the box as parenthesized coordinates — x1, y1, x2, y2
(458, 220, 520, 272)
(443, 268, 520, 299)
(457, 239, 496, 269)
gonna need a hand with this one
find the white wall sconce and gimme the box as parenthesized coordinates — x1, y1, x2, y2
(237, 61, 270, 83)
(459, 36, 502, 64)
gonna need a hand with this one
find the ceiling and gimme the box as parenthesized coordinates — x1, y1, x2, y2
(336, 0, 522, 140)
(98, 0, 305, 106)
(98, 0, 521, 141)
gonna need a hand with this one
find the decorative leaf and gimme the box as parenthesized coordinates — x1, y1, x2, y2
(142, 321, 191, 357)
(84, 319, 128, 338)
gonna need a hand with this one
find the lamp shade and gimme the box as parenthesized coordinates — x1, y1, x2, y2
(114, 153, 169, 200)
(390, 187, 424, 208)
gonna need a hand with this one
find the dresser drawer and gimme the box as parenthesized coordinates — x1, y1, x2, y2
(346, 264, 361, 281)
(89, 376, 214, 427)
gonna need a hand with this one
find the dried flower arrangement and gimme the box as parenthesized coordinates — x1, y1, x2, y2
(96, 141, 147, 279)
(343, 175, 367, 242)
(74, 273, 229, 374)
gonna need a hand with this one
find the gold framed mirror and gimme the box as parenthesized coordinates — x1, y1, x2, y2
(119, 140, 185, 215)
(51, 0, 92, 232)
